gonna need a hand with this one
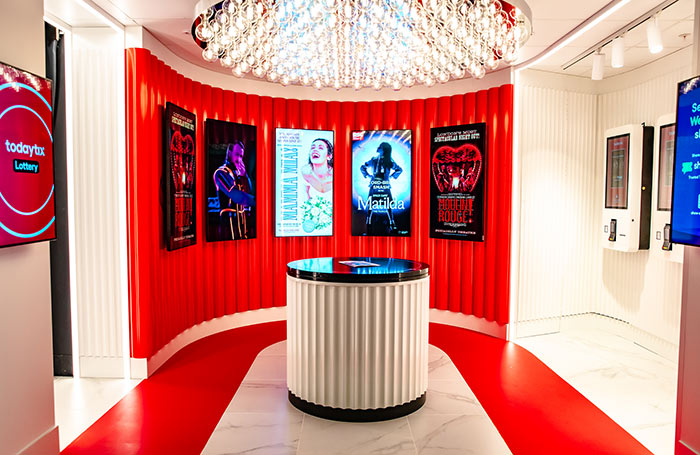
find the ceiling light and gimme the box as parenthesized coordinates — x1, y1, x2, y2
(611, 36, 624, 68)
(646, 16, 663, 54)
(592, 51, 604, 80)
(192, 0, 531, 89)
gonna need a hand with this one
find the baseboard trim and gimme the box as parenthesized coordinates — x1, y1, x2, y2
(429, 309, 508, 339)
(79, 356, 124, 378)
(145, 307, 287, 376)
(17, 425, 59, 455)
(514, 313, 679, 362)
(678, 441, 700, 455)
(130, 357, 148, 379)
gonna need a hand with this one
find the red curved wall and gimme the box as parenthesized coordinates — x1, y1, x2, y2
(126, 48, 513, 358)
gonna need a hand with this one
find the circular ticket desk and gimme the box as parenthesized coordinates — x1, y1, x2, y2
(286, 257, 429, 422)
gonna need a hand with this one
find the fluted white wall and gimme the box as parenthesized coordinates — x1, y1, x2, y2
(516, 81, 599, 332)
(287, 276, 429, 410)
(71, 28, 127, 377)
(515, 50, 690, 351)
(596, 65, 689, 347)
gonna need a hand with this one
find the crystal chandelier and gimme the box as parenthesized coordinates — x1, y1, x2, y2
(192, 0, 531, 89)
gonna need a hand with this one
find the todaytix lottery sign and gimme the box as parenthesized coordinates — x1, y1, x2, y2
(0, 62, 56, 248)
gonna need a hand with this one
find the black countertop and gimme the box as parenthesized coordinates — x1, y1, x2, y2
(287, 257, 429, 283)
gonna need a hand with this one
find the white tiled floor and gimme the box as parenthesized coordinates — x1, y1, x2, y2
(53, 376, 141, 450)
(515, 327, 677, 455)
(201, 342, 512, 455)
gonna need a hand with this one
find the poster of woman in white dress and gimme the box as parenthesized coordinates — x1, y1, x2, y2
(275, 128, 334, 237)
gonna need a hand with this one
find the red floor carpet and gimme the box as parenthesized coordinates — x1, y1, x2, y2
(62, 321, 652, 455)
(61, 321, 286, 455)
(430, 323, 653, 455)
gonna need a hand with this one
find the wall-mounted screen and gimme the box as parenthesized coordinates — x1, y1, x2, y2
(205, 119, 256, 241)
(671, 76, 700, 246)
(0, 61, 56, 249)
(274, 128, 334, 237)
(429, 123, 487, 241)
(351, 129, 411, 237)
(605, 134, 630, 209)
(164, 102, 196, 250)
(657, 124, 675, 212)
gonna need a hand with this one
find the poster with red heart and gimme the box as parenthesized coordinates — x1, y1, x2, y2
(429, 123, 486, 241)
(164, 102, 196, 250)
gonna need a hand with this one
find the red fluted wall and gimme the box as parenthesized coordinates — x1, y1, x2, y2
(126, 48, 513, 358)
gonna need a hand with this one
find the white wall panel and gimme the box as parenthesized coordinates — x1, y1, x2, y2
(0, 0, 59, 453)
(516, 82, 599, 327)
(597, 67, 689, 346)
(516, 59, 688, 349)
(71, 28, 125, 377)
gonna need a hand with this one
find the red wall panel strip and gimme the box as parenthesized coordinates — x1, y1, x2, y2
(423, 98, 438, 311)
(126, 49, 514, 357)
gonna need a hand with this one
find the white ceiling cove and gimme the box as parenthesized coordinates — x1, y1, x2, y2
(45, 0, 696, 80)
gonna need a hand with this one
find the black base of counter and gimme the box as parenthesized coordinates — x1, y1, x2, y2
(288, 390, 426, 422)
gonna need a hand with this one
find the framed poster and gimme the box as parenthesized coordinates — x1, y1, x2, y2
(275, 128, 334, 237)
(205, 119, 256, 241)
(0, 60, 56, 249)
(429, 123, 487, 241)
(163, 102, 196, 250)
(657, 123, 675, 212)
(351, 129, 411, 236)
(605, 134, 630, 209)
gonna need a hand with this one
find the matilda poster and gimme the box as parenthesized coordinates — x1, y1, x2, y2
(429, 123, 486, 241)
(275, 128, 334, 237)
(351, 129, 411, 237)
(164, 102, 196, 251)
(205, 119, 257, 241)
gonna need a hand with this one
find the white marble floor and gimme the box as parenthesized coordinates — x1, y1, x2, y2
(515, 327, 677, 455)
(202, 342, 512, 455)
(53, 376, 141, 450)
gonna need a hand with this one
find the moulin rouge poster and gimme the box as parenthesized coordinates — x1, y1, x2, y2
(164, 102, 196, 251)
(429, 123, 486, 241)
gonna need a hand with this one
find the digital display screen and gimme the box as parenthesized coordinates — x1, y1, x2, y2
(429, 123, 486, 241)
(205, 119, 256, 241)
(274, 128, 334, 237)
(0, 61, 55, 248)
(351, 129, 411, 236)
(605, 134, 630, 209)
(658, 124, 675, 212)
(671, 76, 700, 246)
(164, 102, 196, 250)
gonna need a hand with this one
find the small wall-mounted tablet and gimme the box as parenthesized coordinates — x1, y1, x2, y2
(602, 124, 654, 252)
(651, 114, 683, 262)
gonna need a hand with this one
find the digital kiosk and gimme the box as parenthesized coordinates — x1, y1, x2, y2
(286, 257, 429, 422)
(602, 124, 654, 252)
(651, 114, 683, 262)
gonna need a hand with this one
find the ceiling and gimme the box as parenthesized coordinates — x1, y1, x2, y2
(44, 0, 696, 81)
(527, 0, 695, 78)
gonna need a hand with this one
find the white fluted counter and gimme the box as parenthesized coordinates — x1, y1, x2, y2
(286, 257, 429, 422)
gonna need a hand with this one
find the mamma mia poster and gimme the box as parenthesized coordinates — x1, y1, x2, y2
(164, 102, 196, 251)
(351, 129, 411, 236)
(205, 119, 257, 241)
(275, 128, 334, 237)
(429, 123, 486, 241)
